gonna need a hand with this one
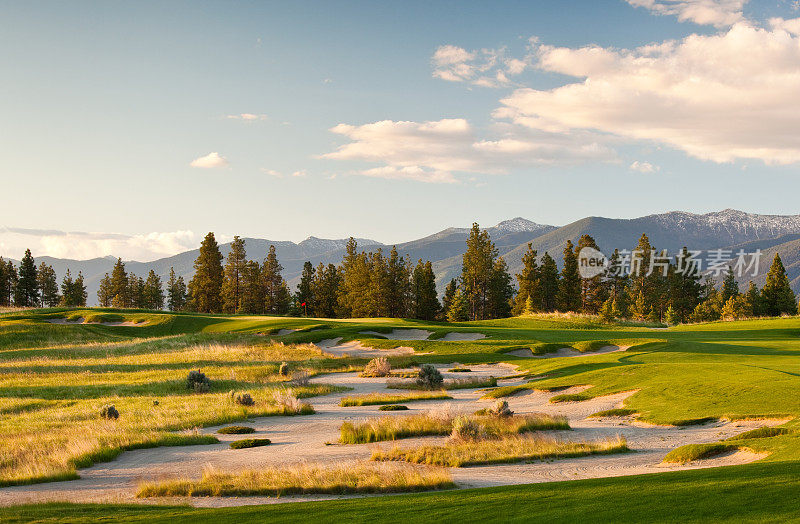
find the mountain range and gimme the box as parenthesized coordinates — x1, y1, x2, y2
(10, 210, 800, 305)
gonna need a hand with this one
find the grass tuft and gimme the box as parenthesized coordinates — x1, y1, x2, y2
(217, 426, 256, 435)
(339, 391, 451, 406)
(229, 438, 271, 449)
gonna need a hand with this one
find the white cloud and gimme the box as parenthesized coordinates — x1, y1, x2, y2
(626, 0, 746, 28)
(0, 228, 201, 262)
(190, 152, 229, 169)
(291, 170, 307, 177)
(496, 21, 800, 165)
(630, 160, 659, 173)
(226, 113, 268, 121)
(261, 168, 283, 177)
(431, 45, 529, 87)
(322, 118, 616, 183)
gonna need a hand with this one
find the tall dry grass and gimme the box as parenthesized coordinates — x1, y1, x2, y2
(136, 461, 454, 497)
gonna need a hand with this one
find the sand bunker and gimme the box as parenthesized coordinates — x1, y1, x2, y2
(507, 345, 630, 359)
(439, 332, 486, 342)
(47, 317, 146, 327)
(314, 338, 418, 358)
(275, 329, 296, 336)
(359, 329, 432, 340)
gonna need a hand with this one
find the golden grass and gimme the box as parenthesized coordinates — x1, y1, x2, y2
(339, 391, 452, 406)
(372, 434, 629, 467)
(339, 412, 569, 444)
(136, 462, 454, 497)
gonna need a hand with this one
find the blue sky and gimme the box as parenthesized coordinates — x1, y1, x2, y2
(2, 0, 800, 260)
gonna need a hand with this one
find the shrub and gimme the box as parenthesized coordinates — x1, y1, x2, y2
(217, 426, 256, 434)
(187, 370, 210, 392)
(489, 400, 514, 417)
(271, 389, 314, 415)
(229, 438, 271, 449)
(416, 365, 443, 390)
(451, 416, 481, 441)
(233, 392, 255, 407)
(725, 427, 793, 441)
(362, 357, 391, 377)
(379, 405, 409, 411)
(100, 405, 119, 420)
(278, 362, 289, 376)
(291, 371, 310, 387)
(448, 367, 471, 373)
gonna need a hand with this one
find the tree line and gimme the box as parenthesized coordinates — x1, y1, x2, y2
(0, 249, 88, 308)
(3, 224, 797, 325)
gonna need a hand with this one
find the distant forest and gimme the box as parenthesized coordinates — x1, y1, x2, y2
(1, 223, 796, 325)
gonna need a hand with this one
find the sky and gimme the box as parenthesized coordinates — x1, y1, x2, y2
(2, 0, 800, 261)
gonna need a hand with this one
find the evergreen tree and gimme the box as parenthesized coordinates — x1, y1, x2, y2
(627, 234, 662, 319)
(599, 297, 615, 322)
(386, 246, 411, 318)
(37, 263, 60, 307)
(0, 258, 14, 306)
(73, 272, 87, 306)
(539, 252, 560, 312)
(97, 273, 113, 307)
(665, 305, 680, 325)
(367, 248, 390, 317)
(240, 260, 265, 314)
(14, 249, 39, 307)
(313, 263, 341, 318)
(221, 236, 247, 313)
(576, 235, 607, 313)
(262, 245, 290, 314)
(188, 232, 224, 313)
(513, 244, 540, 316)
(127, 274, 145, 308)
(166, 267, 187, 311)
(143, 270, 164, 310)
(721, 266, 740, 303)
(60, 269, 75, 306)
(556, 240, 581, 312)
(668, 247, 703, 323)
(446, 289, 470, 322)
(605, 249, 629, 305)
(721, 295, 751, 321)
(487, 256, 514, 318)
(411, 260, 440, 320)
(743, 281, 763, 317)
(338, 238, 371, 317)
(761, 253, 797, 316)
(440, 279, 458, 320)
(296, 261, 316, 316)
(110, 258, 129, 308)
(461, 223, 496, 320)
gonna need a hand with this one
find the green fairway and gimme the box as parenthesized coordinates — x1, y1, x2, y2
(1, 307, 799, 521)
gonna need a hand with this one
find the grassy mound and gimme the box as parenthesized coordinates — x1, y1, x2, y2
(229, 438, 271, 450)
(217, 426, 256, 435)
(339, 391, 451, 407)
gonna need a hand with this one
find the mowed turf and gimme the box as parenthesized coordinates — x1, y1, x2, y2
(2, 308, 800, 520)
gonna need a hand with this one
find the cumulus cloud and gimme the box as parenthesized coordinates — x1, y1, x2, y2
(226, 113, 268, 121)
(261, 168, 283, 177)
(0, 228, 201, 262)
(321, 118, 616, 183)
(291, 170, 307, 177)
(190, 152, 229, 168)
(431, 45, 530, 87)
(630, 161, 659, 173)
(495, 21, 800, 165)
(626, 0, 746, 28)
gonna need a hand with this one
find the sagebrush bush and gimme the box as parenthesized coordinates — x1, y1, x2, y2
(279, 362, 289, 376)
(362, 357, 391, 377)
(451, 416, 481, 441)
(291, 371, 310, 386)
(100, 405, 119, 420)
(416, 364, 443, 389)
(234, 392, 255, 406)
(490, 400, 514, 417)
(187, 370, 210, 392)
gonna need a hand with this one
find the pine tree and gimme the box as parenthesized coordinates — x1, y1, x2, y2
(110, 258, 129, 308)
(240, 260, 265, 314)
(647, 306, 661, 323)
(539, 252, 560, 312)
(127, 274, 145, 308)
(262, 245, 289, 314)
(73, 272, 87, 306)
(60, 269, 75, 306)
(668, 247, 703, 323)
(14, 249, 39, 307)
(761, 253, 797, 316)
(296, 261, 315, 316)
(721, 266, 740, 303)
(611, 298, 623, 319)
(487, 256, 514, 318)
(721, 295, 751, 320)
(221, 236, 247, 313)
(97, 273, 113, 307)
(37, 263, 60, 307)
(665, 304, 679, 325)
(461, 223, 497, 320)
(627, 234, 663, 319)
(556, 240, 581, 312)
(0, 258, 13, 307)
(513, 244, 540, 316)
(605, 249, 629, 306)
(166, 267, 187, 311)
(440, 279, 458, 320)
(411, 260, 440, 320)
(386, 246, 411, 318)
(313, 263, 341, 318)
(599, 297, 615, 322)
(338, 238, 371, 317)
(446, 289, 470, 322)
(576, 234, 607, 313)
(743, 281, 763, 317)
(367, 248, 390, 317)
(143, 270, 164, 310)
(188, 232, 224, 313)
